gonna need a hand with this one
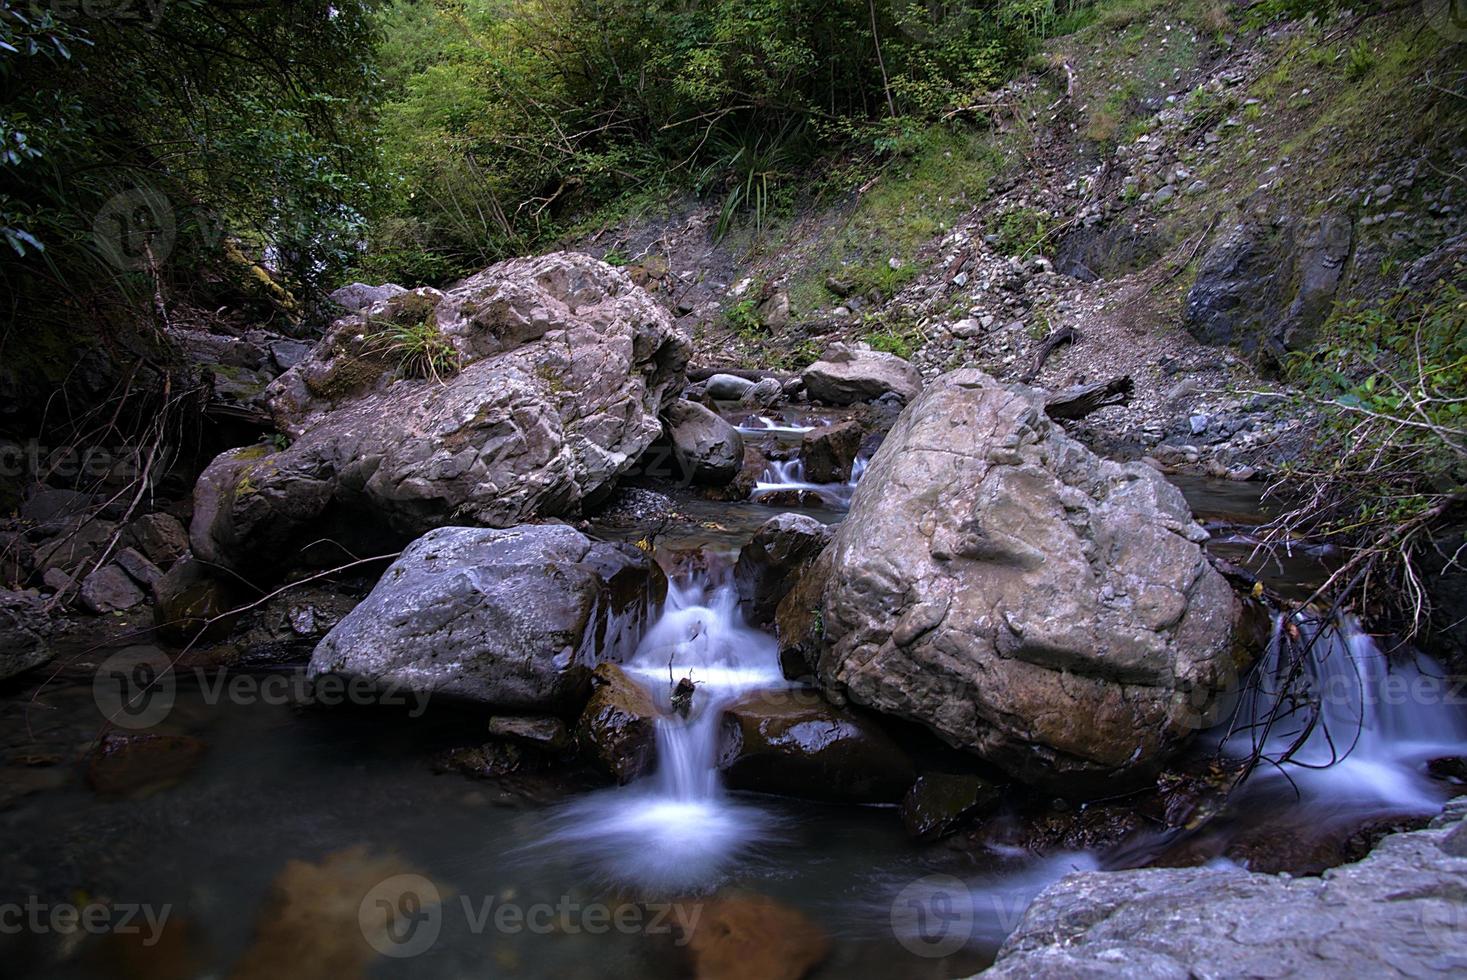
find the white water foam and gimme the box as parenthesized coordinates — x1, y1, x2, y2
(752, 455, 868, 509)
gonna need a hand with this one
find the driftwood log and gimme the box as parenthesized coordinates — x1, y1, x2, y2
(1044, 376, 1135, 420)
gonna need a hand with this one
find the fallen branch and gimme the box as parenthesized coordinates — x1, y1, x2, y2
(1020, 325, 1078, 384)
(1044, 376, 1135, 420)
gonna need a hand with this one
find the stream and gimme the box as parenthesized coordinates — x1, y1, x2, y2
(1, 411, 1464, 978)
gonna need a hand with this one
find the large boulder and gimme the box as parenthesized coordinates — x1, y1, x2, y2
(981, 803, 1467, 977)
(307, 525, 663, 713)
(576, 662, 659, 782)
(0, 588, 51, 681)
(662, 399, 744, 486)
(801, 345, 921, 405)
(192, 253, 689, 575)
(801, 420, 862, 482)
(802, 370, 1240, 795)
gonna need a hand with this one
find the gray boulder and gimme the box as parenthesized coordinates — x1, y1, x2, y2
(802, 345, 921, 405)
(662, 399, 744, 486)
(192, 253, 689, 575)
(801, 420, 862, 483)
(704, 373, 756, 401)
(0, 588, 51, 680)
(800, 370, 1239, 794)
(329, 282, 407, 312)
(981, 803, 1467, 978)
(307, 525, 663, 712)
(79, 565, 145, 614)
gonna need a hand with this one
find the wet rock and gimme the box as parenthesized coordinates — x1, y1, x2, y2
(308, 525, 662, 713)
(705, 373, 757, 401)
(328, 281, 406, 312)
(663, 399, 745, 486)
(576, 662, 658, 783)
(20, 488, 95, 529)
(153, 557, 250, 644)
(982, 810, 1467, 978)
(114, 546, 164, 590)
(681, 892, 830, 980)
(435, 741, 534, 778)
(718, 690, 915, 803)
(86, 732, 206, 796)
(800, 420, 862, 483)
(810, 370, 1240, 795)
(488, 714, 572, 753)
(900, 773, 1002, 841)
(734, 514, 831, 628)
(121, 512, 189, 566)
(802, 345, 922, 405)
(79, 564, 146, 613)
(0, 588, 51, 681)
(194, 253, 688, 577)
(235, 587, 360, 663)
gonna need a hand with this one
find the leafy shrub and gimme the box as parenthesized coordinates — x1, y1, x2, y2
(992, 207, 1050, 256)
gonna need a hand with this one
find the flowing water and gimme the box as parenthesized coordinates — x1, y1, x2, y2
(1, 464, 1463, 977)
(752, 456, 869, 509)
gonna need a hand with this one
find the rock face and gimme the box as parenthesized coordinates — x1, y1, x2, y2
(307, 525, 660, 712)
(734, 514, 831, 628)
(192, 252, 689, 575)
(0, 588, 51, 681)
(717, 691, 915, 803)
(900, 772, 1002, 842)
(801, 420, 862, 483)
(982, 803, 1467, 978)
(802, 345, 922, 405)
(803, 370, 1239, 794)
(1185, 212, 1353, 359)
(662, 399, 744, 486)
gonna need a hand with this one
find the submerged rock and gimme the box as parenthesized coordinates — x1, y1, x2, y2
(576, 662, 659, 783)
(801, 345, 921, 405)
(662, 398, 745, 486)
(681, 892, 831, 980)
(717, 690, 915, 803)
(192, 252, 688, 576)
(308, 525, 661, 713)
(153, 557, 249, 644)
(86, 732, 206, 796)
(982, 803, 1467, 977)
(806, 370, 1241, 795)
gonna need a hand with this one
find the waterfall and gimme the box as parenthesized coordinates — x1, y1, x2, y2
(534, 569, 788, 893)
(752, 454, 869, 508)
(1216, 612, 1467, 813)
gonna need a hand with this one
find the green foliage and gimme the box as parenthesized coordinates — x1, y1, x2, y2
(862, 314, 924, 359)
(1278, 288, 1467, 614)
(369, 317, 461, 382)
(992, 207, 1050, 256)
(1346, 40, 1376, 82)
(725, 298, 765, 339)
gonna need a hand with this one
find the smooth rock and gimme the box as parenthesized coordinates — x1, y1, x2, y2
(153, 557, 251, 644)
(487, 714, 572, 753)
(901, 773, 1002, 841)
(704, 373, 757, 400)
(663, 399, 745, 486)
(734, 514, 831, 628)
(308, 525, 661, 712)
(79, 565, 145, 614)
(802, 345, 922, 405)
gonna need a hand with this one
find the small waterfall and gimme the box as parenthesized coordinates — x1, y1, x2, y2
(735, 415, 820, 438)
(1216, 612, 1467, 813)
(752, 454, 868, 509)
(536, 569, 788, 893)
